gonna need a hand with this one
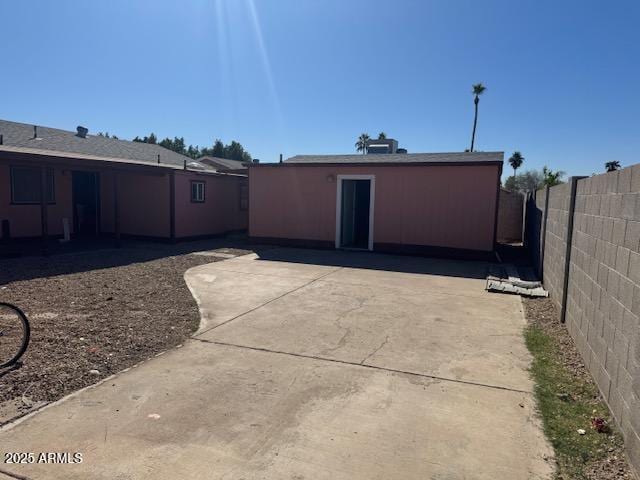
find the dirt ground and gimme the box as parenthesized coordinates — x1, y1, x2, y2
(0, 240, 255, 422)
(523, 297, 635, 480)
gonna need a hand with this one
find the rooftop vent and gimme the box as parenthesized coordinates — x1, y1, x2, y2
(366, 138, 399, 154)
(76, 126, 89, 138)
(187, 161, 206, 170)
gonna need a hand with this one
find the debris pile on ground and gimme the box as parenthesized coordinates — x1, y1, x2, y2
(486, 264, 548, 297)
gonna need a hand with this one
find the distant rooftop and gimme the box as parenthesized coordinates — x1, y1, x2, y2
(283, 151, 504, 165)
(0, 119, 213, 170)
(198, 156, 249, 171)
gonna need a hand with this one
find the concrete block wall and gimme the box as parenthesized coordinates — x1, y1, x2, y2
(528, 166, 640, 474)
(497, 189, 524, 243)
(526, 189, 546, 276)
(542, 182, 572, 311)
(566, 167, 640, 471)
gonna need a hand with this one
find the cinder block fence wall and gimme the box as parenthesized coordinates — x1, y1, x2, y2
(527, 166, 640, 474)
(496, 189, 524, 243)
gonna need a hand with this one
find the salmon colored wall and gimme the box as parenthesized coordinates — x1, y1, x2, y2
(100, 170, 115, 234)
(1, 161, 247, 240)
(249, 164, 500, 252)
(174, 172, 248, 238)
(100, 171, 171, 238)
(0, 162, 73, 238)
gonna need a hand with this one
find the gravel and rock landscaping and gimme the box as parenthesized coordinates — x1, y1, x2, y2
(0, 240, 256, 423)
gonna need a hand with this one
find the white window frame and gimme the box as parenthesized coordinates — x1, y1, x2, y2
(191, 180, 205, 203)
(335, 174, 375, 251)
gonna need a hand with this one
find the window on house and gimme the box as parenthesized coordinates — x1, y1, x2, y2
(10, 166, 55, 204)
(239, 184, 248, 211)
(191, 181, 205, 203)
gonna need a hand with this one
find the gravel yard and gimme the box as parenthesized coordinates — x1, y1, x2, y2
(0, 240, 255, 422)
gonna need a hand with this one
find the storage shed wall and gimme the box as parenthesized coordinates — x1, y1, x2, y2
(249, 164, 500, 252)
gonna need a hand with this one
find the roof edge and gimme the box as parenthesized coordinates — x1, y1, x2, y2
(287, 151, 504, 159)
(0, 145, 246, 177)
(249, 160, 503, 168)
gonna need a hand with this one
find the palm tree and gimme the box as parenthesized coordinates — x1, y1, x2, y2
(469, 83, 486, 152)
(355, 133, 370, 155)
(605, 160, 621, 172)
(377, 132, 387, 140)
(508, 151, 524, 178)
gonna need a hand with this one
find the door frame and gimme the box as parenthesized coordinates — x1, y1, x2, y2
(72, 170, 101, 237)
(335, 174, 375, 251)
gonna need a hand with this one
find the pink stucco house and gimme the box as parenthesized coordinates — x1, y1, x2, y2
(0, 120, 248, 245)
(249, 150, 503, 257)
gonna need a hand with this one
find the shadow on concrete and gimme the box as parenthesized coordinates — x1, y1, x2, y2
(254, 246, 491, 280)
(495, 243, 540, 281)
(2, 239, 511, 286)
(0, 235, 273, 286)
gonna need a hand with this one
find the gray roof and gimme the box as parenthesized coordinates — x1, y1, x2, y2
(284, 151, 503, 165)
(0, 119, 213, 170)
(198, 156, 248, 170)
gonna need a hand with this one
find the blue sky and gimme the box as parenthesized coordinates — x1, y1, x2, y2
(1, 0, 638, 179)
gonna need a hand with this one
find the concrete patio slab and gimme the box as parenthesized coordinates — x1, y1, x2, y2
(197, 252, 531, 391)
(0, 248, 554, 479)
(0, 342, 551, 480)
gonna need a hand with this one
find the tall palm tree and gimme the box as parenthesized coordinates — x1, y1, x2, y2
(508, 151, 524, 179)
(377, 132, 387, 140)
(605, 160, 621, 172)
(469, 83, 486, 152)
(355, 133, 370, 155)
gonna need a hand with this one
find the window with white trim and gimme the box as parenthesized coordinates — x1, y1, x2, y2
(10, 166, 55, 204)
(191, 181, 205, 203)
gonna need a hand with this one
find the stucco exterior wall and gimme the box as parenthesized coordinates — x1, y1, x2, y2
(99, 171, 171, 238)
(0, 162, 73, 238)
(249, 164, 500, 252)
(99, 170, 115, 234)
(174, 172, 247, 238)
(2, 159, 248, 241)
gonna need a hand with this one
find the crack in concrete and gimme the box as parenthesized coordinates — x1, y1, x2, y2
(320, 296, 367, 355)
(360, 335, 390, 365)
(0, 466, 32, 480)
(191, 338, 532, 395)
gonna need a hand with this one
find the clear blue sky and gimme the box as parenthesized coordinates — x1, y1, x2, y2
(1, 0, 638, 179)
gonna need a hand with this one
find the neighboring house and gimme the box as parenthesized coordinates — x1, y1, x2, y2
(0, 120, 248, 243)
(249, 151, 503, 257)
(198, 156, 250, 173)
